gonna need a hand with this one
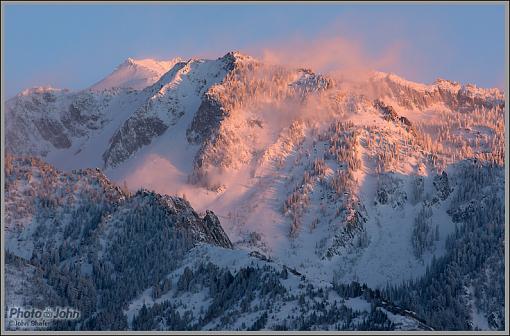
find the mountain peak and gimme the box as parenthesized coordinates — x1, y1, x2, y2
(120, 57, 182, 72)
(220, 50, 256, 63)
(124, 57, 137, 65)
(90, 57, 182, 91)
(433, 77, 459, 85)
(433, 77, 461, 91)
(217, 51, 257, 72)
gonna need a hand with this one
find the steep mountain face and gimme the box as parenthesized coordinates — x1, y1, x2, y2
(186, 53, 335, 189)
(102, 54, 235, 168)
(4, 51, 505, 331)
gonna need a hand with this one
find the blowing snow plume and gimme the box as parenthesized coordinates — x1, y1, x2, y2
(258, 35, 404, 87)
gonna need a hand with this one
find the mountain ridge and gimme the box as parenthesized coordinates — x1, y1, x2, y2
(4, 50, 505, 331)
(90, 56, 183, 91)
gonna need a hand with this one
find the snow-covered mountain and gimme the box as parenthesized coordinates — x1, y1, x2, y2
(4, 51, 506, 331)
(90, 57, 182, 91)
(4, 155, 433, 331)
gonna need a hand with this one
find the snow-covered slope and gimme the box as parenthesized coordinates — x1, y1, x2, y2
(4, 51, 505, 331)
(123, 244, 434, 331)
(4, 155, 431, 331)
(4, 155, 233, 256)
(90, 57, 182, 91)
(4, 85, 145, 162)
(4, 57, 181, 161)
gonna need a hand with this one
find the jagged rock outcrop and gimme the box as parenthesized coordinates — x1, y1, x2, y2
(202, 210, 234, 249)
(374, 99, 414, 133)
(289, 68, 334, 98)
(324, 205, 368, 259)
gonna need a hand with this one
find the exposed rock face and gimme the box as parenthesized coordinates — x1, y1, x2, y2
(133, 191, 234, 249)
(62, 93, 108, 135)
(100, 62, 189, 169)
(188, 125, 251, 189)
(374, 99, 399, 122)
(289, 69, 334, 98)
(374, 99, 414, 133)
(186, 52, 259, 148)
(202, 210, 234, 249)
(399, 115, 412, 127)
(73, 93, 106, 124)
(185, 54, 260, 188)
(219, 51, 240, 72)
(102, 116, 168, 168)
(5, 88, 69, 156)
(186, 56, 337, 189)
(186, 92, 229, 145)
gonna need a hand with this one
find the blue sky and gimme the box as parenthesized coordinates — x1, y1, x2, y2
(3, 3, 506, 97)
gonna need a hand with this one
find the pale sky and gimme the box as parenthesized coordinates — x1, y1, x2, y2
(3, 3, 506, 97)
